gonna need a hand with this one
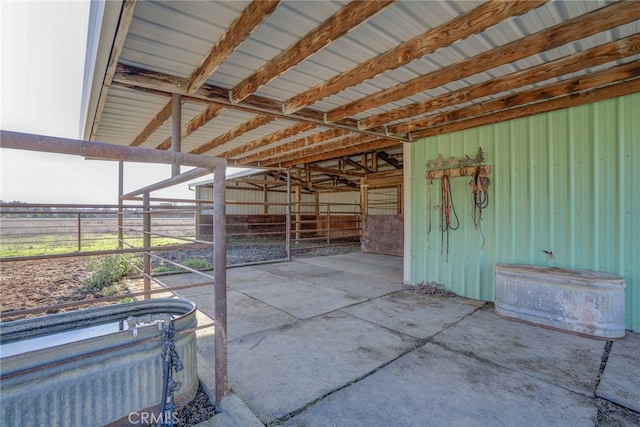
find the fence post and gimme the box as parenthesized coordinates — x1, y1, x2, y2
(286, 169, 291, 260)
(213, 164, 227, 407)
(143, 191, 151, 300)
(77, 213, 82, 252)
(118, 161, 124, 249)
(326, 203, 331, 247)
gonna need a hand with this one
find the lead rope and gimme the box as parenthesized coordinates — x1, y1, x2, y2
(426, 175, 433, 249)
(159, 320, 184, 427)
(440, 174, 459, 262)
(470, 167, 490, 248)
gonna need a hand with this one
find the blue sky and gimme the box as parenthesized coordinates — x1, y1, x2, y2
(1, 1, 199, 203)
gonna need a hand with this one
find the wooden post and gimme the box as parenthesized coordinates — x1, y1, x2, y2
(326, 203, 331, 247)
(286, 169, 291, 259)
(295, 170, 301, 242)
(315, 191, 320, 238)
(263, 184, 268, 214)
(360, 177, 368, 246)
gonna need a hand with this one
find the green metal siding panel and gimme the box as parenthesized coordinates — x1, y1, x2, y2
(410, 92, 640, 331)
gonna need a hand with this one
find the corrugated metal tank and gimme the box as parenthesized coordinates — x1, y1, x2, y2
(495, 264, 626, 339)
(0, 299, 198, 426)
(409, 92, 639, 332)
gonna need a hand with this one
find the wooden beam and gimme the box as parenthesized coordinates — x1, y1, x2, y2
(405, 61, 640, 132)
(325, 1, 640, 123)
(283, 0, 545, 114)
(190, 115, 276, 155)
(230, 0, 395, 103)
(130, 99, 182, 147)
(237, 129, 350, 165)
(265, 134, 380, 166)
(363, 174, 403, 189)
(90, 0, 137, 140)
(186, 0, 282, 95)
(281, 139, 401, 168)
(218, 122, 316, 158)
(157, 104, 225, 150)
(114, 63, 408, 142)
(412, 78, 640, 139)
(362, 33, 640, 132)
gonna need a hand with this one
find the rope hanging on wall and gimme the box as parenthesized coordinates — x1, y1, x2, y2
(440, 173, 459, 262)
(425, 148, 491, 259)
(469, 167, 490, 248)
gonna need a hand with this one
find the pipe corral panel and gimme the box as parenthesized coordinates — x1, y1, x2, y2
(0, 298, 198, 426)
(495, 264, 626, 340)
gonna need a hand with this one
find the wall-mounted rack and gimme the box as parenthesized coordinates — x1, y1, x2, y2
(425, 165, 491, 180)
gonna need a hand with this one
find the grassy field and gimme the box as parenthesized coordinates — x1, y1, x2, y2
(0, 217, 195, 258)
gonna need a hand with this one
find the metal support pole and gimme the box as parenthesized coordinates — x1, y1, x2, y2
(285, 169, 291, 260)
(77, 213, 82, 252)
(213, 163, 227, 407)
(143, 191, 151, 300)
(171, 93, 182, 177)
(118, 161, 124, 249)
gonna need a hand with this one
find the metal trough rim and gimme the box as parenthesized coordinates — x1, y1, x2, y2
(0, 298, 196, 344)
(495, 264, 626, 290)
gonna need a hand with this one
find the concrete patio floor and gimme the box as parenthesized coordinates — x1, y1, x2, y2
(151, 252, 639, 426)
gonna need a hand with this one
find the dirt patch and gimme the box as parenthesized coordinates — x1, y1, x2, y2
(0, 243, 362, 321)
(0, 257, 93, 318)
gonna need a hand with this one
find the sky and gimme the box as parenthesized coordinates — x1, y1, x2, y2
(0, 1, 208, 204)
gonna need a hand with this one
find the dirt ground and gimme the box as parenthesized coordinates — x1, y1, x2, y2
(0, 256, 95, 319)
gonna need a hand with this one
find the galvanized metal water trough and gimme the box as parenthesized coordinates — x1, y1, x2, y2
(0, 298, 198, 426)
(495, 264, 626, 340)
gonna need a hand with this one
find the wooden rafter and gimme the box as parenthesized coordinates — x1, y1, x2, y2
(130, 98, 185, 147)
(264, 134, 380, 166)
(362, 34, 640, 132)
(90, 0, 137, 140)
(236, 129, 350, 165)
(186, 0, 282, 95)
(230, 0, 395, 103)
(218, 122, 316, 159)
(402, 61, 640, 133)
(157, 104, 225, 150)
(325, 1, 640, 123)
(113, 63, 408, 143)
(190, 115, 276, 155)
(281, 139, 401, 168)
(283, 0, 545, 114)
(412, 78, 640, 140)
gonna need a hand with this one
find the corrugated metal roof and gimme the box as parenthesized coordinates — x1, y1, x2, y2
(85, 0, 639, 189)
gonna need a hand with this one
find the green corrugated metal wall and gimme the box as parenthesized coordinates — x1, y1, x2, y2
(410, 92, 639, 332)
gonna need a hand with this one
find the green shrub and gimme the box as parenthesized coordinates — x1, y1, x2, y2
(183, 258, 212, 271)
(82, 254, 141, 294)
